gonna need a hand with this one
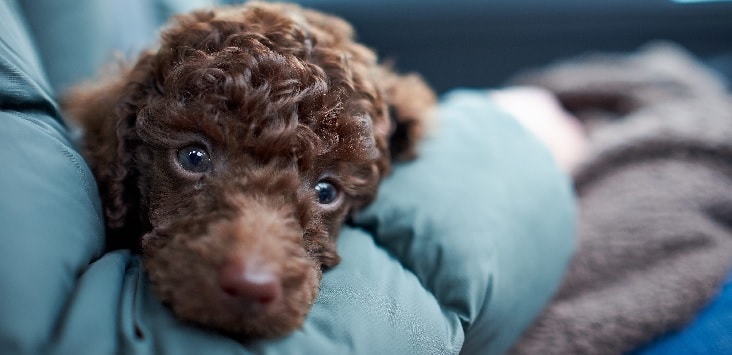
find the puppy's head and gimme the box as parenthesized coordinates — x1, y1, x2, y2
(64, 2, 434, 339)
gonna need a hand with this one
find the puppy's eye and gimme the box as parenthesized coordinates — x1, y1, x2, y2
(314, 181, 338, 205)
(177, 146, 211, 173)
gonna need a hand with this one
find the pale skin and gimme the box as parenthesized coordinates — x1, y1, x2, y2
(491, 86, 588, 173)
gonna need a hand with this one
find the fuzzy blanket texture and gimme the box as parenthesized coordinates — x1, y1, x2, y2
(509, 42, 732, 354)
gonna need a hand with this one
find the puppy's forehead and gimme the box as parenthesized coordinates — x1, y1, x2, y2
(212, 3, 306, 25)
(143, 3, 381, 165)
(156, 52, 353, 152)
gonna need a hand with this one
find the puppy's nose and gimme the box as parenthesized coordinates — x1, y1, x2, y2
(218, 257, 281, 305)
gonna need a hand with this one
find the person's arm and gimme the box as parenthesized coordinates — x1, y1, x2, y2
(354, 90, 576, 354)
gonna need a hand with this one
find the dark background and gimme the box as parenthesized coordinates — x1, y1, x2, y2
(288, 0, 732, 94)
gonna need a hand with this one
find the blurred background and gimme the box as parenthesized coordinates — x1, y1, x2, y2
(19, 0, 732, 95)
(293, 0, 732, 94)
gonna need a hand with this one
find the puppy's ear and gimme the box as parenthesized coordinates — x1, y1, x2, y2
(380, 70, 436, 161)
(63, 60, 151, 250)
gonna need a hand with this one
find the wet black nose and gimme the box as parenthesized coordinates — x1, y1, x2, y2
(218, 257, 282, 305)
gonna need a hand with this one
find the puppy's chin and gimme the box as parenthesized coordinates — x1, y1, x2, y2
(140, 215, 322, 339)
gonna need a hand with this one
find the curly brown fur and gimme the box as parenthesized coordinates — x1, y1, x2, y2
(64, 2, 434, 340)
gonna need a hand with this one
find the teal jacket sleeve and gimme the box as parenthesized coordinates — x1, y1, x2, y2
(352, 90, 576, 354)
(0, 2, 575, 354)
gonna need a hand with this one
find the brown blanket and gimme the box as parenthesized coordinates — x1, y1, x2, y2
(509, 43, 732, 354)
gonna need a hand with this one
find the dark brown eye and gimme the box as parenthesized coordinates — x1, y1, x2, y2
(314, 181, 338, 205)
(177, 146, 211, 173)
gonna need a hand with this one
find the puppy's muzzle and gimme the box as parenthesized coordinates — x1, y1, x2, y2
(208, 194, 311, 310)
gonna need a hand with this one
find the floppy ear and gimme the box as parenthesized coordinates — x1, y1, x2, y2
(379, 69, 437, 161)
(63, 58, 154, 250)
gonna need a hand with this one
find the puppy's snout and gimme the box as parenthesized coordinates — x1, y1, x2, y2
(219, 257, 282, 305)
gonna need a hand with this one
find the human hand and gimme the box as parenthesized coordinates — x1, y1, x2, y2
(490, 87, 587, 173)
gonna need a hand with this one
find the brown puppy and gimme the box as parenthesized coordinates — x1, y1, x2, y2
(64, 2, 434, 339)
